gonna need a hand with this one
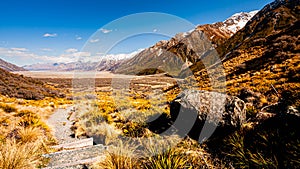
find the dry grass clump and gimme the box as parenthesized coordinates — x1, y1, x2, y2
(223, 116, 300, 169)
(93, 140, 139, 169)
(142, 136, 224, 169)
(224, 132, 278, 169)
(0, 139, 42, 169)
(92, 135, 228, 169)
(75, 90, 171, 140)
(122, 121, 152, 138)
(86, 122, 121, 145)
(176, 138, 220, 168)
(144, 146, 190, 169)
(0, 95, 65, 168)
(0, 101, 53, 141)
(93, 136, 185, 169)
(15, 110, 51, 133)
(17, 127, 43, 143)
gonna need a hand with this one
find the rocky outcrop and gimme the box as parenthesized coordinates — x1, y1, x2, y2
(169, 90, 246, 140)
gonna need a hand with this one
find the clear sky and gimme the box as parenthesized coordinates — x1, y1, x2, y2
(0, 0, 273, 66)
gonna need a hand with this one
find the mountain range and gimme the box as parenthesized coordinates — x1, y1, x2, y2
(22, 50, 142, 71)
(113, 10, 260, 76)
(21, 11, 258, 72)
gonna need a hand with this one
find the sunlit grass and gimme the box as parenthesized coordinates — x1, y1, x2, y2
(93, 140, 139, 169)
(143, 137, 190, 169)
(18, 127, 43, 144)
(0, 139, 41, 169)
(0, 102, 17, 113)
(0, 94, 71, 168)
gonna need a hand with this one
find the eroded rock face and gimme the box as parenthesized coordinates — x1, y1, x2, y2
(170, 90, 246, 140)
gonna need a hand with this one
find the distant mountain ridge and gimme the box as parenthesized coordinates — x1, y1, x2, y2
(0, 58, 27, 71)
(23, 60, 124, 72)
(23, 50, 142, 71)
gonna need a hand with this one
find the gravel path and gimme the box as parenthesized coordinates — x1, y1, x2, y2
(47, 106, 79, 144)
(43, 144, 106, 169)
(44, 106, 107, 169)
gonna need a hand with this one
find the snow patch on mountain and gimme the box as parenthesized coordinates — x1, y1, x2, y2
(99, 49, 144, 61)
(222, 10, 259, 35)
(174, 10, 258, 41)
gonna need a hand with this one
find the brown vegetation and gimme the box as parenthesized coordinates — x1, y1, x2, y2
(0, 68, 65, 100)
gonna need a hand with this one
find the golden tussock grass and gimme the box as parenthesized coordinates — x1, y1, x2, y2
(143, 140, 190, 169)
(0, 94, 70, 168)
(93, 140, 139, 169)
(18, 127, 43, 144)
(0, 139, 41, 169)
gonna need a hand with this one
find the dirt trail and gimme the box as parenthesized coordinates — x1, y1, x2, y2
(44, 106, 106, 169)
(47, 106, 79, 144)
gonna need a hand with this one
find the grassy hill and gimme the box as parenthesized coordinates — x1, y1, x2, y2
(0, 68, 65, 100)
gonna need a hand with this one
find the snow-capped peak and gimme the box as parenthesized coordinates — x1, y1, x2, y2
(97, 49, 144, 61)
(174, 10, 259, 41)
(221, 10, 259, 36)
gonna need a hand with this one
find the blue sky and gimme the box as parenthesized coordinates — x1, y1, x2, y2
(0, 0, 273, 66)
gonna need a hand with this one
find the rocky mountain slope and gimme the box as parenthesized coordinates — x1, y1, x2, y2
(218, 0, 299, 58)
(197, 10, 258, 46)
(114, 11, 258, 76)
(0, 58, 27, 71)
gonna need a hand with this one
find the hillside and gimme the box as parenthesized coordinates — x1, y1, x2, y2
(0, 58, 27, 71)
(194, 0, 299, 109)
(0, 68, 64, 100)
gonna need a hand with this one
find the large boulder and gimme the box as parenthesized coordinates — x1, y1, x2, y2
(170, 90, 246, 141)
